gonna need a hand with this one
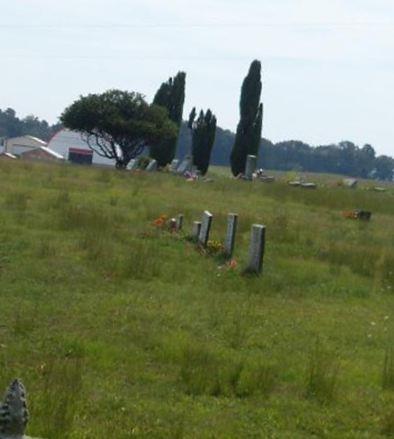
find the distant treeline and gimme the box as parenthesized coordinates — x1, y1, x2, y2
(178, 124, 394, 181)
(0, 108, 61, 142)
(1, 107, 393, 181)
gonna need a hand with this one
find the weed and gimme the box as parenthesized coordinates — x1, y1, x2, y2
(305, 339, 339, 403)
(383, 348, 394, 390)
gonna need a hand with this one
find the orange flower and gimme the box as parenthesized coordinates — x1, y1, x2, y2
(153, 218, 165, 227)
(227, 259, 238, 269)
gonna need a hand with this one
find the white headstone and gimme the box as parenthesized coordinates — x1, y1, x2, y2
(126, 159, 138, 170)
(198, 211, 213, 247)
(146, 160, 158, 172)
(224, 213, 238, 258)
(170, 159, 179, 172)
(247, 224, 266, 274)
(177, 157, 192, 175)
(244, 155, 257, 181)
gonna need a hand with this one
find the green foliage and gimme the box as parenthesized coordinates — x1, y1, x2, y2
(149, 72, 186, 167)
(61, 90, 177, 169)
(230, 60, 263, 176)
(189, 108, 217, 175)
(0, 107, 61, 140)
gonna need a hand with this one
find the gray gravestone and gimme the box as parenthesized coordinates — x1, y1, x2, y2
(177, 157, 192, 175)
(246, 224, 266, 275)
(0, 379, 41, 439)
(244, 155, 257, 181)
(126, 159, 138, 171)
(224, 213, 238, 258)
(192, 221, 202, 240)
(198, 211, 213, 247)
(146, 160, 158, 172)
(176, 214, 184, 231)
(170, 159, 179, 172)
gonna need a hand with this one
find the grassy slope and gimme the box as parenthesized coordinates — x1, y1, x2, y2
(0, 160, 394, 438)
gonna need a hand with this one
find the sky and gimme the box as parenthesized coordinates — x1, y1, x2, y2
(1, 0, 394, 156)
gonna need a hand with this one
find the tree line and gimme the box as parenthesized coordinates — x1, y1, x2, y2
(1, 60, 393, 181)
(0, 108, 61, 142)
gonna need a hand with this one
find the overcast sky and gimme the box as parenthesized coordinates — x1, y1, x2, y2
(1, 0, 394, 156)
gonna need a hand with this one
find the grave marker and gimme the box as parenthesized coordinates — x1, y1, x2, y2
(177, 157, 192, 175)
(244, 155, 257, 180)
(146, 159, 158, 172)
(246, 224, 266, 275)
(126, 159, 137, 170)
(170, 159, 179, 172)
(198, 211, 213, 247)
(176, 214, 184, 231)
(224, 213, 238, 258)
(192, 221, 202, 240)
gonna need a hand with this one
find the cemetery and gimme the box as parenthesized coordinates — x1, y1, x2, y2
(0, 157, 393, 437)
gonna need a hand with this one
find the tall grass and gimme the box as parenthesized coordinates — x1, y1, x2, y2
(305, 339, 339, 403)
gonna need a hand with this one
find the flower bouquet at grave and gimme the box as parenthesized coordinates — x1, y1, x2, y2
(206, 239, 225, 255)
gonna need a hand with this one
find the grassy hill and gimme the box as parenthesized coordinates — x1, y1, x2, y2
(0, 160, 394, 438)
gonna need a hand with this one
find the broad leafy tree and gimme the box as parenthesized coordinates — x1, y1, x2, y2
(61, 90, 177, 169)
(149, 72, 186, 167)
(189, 108, 217, 175)
(230, 60, 263, 176)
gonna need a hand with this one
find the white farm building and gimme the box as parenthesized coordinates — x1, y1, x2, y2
(47, 129, 116, 166)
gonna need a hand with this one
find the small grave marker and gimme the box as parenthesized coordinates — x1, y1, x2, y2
(244, 155, 257, 181)
(198, 211, 213, 247)
(170, 159, 179, 172)
(146, 159, 158, 172)
(126, 159, 137, 170)
(176, 214, 184, 231)
(246, 224, 266, 275)
(192, 221, 202, 240)
(177, 157, 192, 175)
(224, 213, 238, 258)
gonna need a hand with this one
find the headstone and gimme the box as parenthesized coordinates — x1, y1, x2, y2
(244, 155, 257, 181)
(343, 178, 358, 188)
(0, 380, 31, 439)
(170, 159, 179, 172)
(126, 159, 138, 171)
(224, 213, 238, 258)
(301, 182, 317, 189)
(246, 224, 266, 275)
(177, 157, 192, 175)
(192, 221, 202, 240)
(288, 181, 301, 187)
(198, 211, 213, 247)
(176, 214, 184, 231)
(146, 160, 158, 172)
(169, 218, 177, 231)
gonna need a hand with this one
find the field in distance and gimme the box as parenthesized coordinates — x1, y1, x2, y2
(0, 160, 393, 438)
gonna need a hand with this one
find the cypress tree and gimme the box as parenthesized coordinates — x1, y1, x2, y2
(230, 60, 263, 176)
(150, 72, 186, 167)
(189, 108, 217, 175)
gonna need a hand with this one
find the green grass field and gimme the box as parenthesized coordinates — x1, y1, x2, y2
(0, 159, 393, 438)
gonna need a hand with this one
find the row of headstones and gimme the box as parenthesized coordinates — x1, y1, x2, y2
(127, 154, 257, 178)
(170, 156, 257, 179)
(174, 211, 266, 275)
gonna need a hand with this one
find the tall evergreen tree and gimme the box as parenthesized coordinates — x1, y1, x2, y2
(230, 60, 263, 176)
(189, 108, 217, 175)
(149, 72, 186, 167)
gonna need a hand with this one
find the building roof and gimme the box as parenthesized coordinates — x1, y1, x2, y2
(6, 135, 47, 146)
(0, 152, 17, 159)
(39, 146, 64, 160)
